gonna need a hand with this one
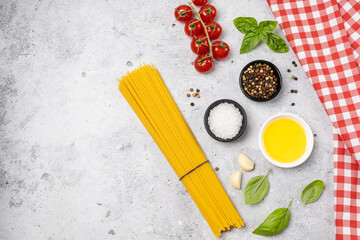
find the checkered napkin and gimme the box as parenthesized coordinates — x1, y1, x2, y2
(266, 0, 360, 239)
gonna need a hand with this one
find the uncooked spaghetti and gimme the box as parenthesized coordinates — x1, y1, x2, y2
(118, 63, 244, 237)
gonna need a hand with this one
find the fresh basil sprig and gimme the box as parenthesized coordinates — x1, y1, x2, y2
(301, 180, 324, 206)
(253, 201, 292, 236)
(233, 17, 288, 54)
(244, 168, 271, 205)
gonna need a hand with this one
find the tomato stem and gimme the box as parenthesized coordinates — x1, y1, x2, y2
(188, 2, 213, 60)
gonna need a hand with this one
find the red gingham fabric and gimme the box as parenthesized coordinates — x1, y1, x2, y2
(266, 0, 360, 239)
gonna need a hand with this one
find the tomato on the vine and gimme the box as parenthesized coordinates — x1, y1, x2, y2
(192, 0, 208, 6)
(174, 5, 192, 22)
(199, 4, 216, 22)
(205, 22, 222, 40)
(190, 35, 209, 54)
(194, 54, 213, 73)
(212, 41, 230, 60)
(184, 19, 203, 37)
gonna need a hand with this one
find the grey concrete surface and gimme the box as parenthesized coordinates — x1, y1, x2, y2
(0, 0, 334, 239)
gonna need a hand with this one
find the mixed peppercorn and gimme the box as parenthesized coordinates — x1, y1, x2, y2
(187, 88, 201, 106)
(241, 63, 279, 100)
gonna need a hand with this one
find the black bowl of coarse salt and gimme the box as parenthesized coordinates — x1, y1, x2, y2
(239, 60, 282, 102)
(204, 99, 247, 142)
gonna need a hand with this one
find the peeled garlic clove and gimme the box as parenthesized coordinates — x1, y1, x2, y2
(230, 171, 242, 189)
(238, 153, 255, 171)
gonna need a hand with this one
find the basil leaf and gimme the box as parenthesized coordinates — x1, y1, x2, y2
(253, 201, 292, 236)
(233, 17, 258, 34)
(261, 33, 288, 53)
(259, 20, 278, 34)
(244, 168, 270, 204)
(234, 17, 288, 54)
(240, 31, 261, 54)
(301, 180, 324, 206)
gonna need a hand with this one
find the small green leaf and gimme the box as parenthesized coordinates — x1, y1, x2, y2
(261, 33, 288, 53)
(240, 31, 261, 54)
(253, 201, 292, 236)
(233, 17, 258, 34)
(244, 168, 271, 204)
(234, 17, 288, 54)
(301, 180, 324, 206)
(259, 20, 278, 34)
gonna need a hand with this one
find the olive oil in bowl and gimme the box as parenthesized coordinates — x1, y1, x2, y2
(263, 119, 306, 163)
(259, 114, 314, 168)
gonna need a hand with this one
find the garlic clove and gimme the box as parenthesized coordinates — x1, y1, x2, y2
(230, 171, 242, 189)
(238, 153, 255, 171)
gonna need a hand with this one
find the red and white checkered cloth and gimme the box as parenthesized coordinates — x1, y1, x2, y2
(266, 0, 360, 239)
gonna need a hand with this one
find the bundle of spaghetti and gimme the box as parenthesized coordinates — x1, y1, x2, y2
(118, 63, 244, 237)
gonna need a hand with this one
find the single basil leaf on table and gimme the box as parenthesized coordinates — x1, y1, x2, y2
(240, 30, 262, 54)
(233, 17, 258, 34)
(244, 168, 271, 204)
(253, 201, 292, 236)
(301, 180, 324, 206)
(259, 20, 278, 34)
(261, 33, 289, 53)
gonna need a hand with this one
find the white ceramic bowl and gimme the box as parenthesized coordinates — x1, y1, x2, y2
(259, 113, 314, 168)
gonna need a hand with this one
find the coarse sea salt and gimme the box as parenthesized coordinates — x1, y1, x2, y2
(208, 102, 243, 139)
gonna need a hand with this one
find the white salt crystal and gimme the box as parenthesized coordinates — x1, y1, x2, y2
(208, 103, 243, 139)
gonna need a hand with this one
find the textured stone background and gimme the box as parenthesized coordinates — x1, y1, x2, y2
(0, 0, 334, 239)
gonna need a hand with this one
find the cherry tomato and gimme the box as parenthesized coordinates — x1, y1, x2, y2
(205, 22, 222, 40)
(194, 54, 213, 73)
(199, 4, 216, 22)
(190, 35, 209, 54)
(184, 19, 203, 37)
(192, 0, 208, 6)
(212, 41, 230, 60)
(174, 5, 192, 22)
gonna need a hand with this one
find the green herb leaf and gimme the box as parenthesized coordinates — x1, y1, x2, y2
(301, 180, 324, 206)
(253, 201, 292, 236)
(240, 31, 262, 54)
(259, 20, 278, 34)
(233, 17, 258, 34)
(261, 33, 289, 53)
(234, 17, 288, 54)
(244, 168, 271, 204)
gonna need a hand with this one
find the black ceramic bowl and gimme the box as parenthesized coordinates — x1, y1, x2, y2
(204, 99, 247, 142)
(239, 60, 282, 102)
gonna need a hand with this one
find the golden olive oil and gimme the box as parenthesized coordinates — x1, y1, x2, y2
(263, 118, 306, 163)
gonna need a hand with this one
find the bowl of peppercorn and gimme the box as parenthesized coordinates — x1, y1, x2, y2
(239, 60, 282, 102)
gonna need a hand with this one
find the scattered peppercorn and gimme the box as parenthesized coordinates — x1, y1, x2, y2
(287, 69, 291, 72)
(192, 93, 196, 97)
(190, 88, 193, 92)
(291, 75, 295, 79)
(242, 63, 279, 100)
(291, 89, 295, 93)
(197, 95, 200, 98)
(291, 103, 295, 106)
(196, 89, 200, 92)
(292, 61, 296, 64)
(187, 93, 190, 97)
(294, 77, 298, 80)
(294, 89, 298, 93)
(215, 167, 219, 171)
(294, 64, 298, 67)
(190, 102, 194, 106)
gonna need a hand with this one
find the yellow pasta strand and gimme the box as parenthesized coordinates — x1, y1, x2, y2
(118, 64, 244, 238)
